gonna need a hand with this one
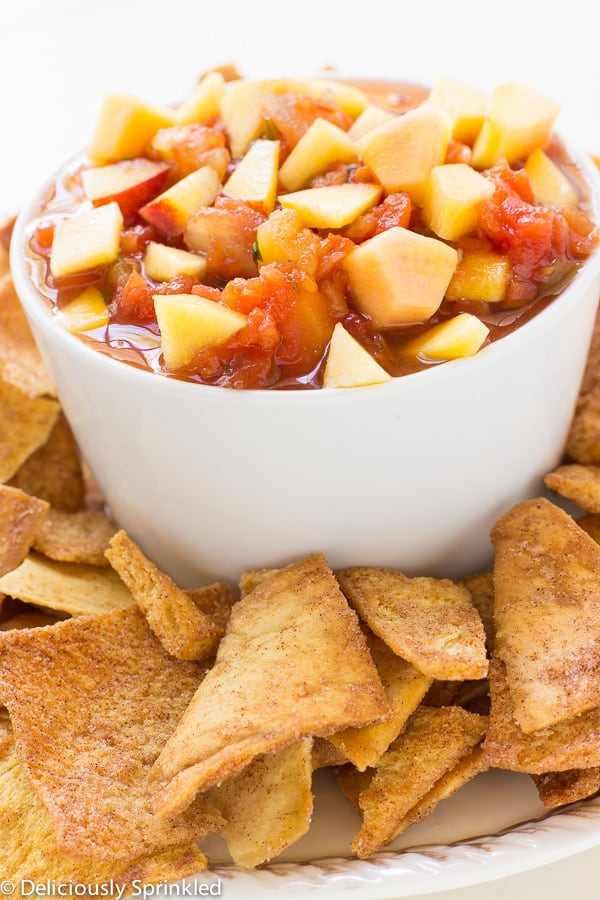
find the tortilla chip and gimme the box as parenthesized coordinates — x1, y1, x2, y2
(544, 463, 600, 513)
(460, 572, 495, 651)
(566, 306, 600, 464)
(0, 610, 63, 631)
(312, 738, 348, 769)
(483, 658, 600, 773)
(336, 706, 488, 858)
(424, 678, 490, 715)
(106, 530, 221, 660)
(492, 497, 600, 733)
(0, 379, 60, 483)
(152, 553, 389, 820)
(532, 766, 600, 808)
(0, 484, 48, 576)
(0, 606, 223, 860)
(0, 735, 207, 886)
(208, 738, 314, 868)
(239, 567, 279, 597)
(328, 630, 432, 770)
(577, 513, 600, 544)
(0, 275, 55, 398)
(32, 507, 117, 567)
(0, 553, 134, 616)
(186, 582, 236, 631)
(336, 567, 487, 680)
(9, 411, 86, 511)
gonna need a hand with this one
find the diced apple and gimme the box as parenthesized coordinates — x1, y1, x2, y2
(88, 95, 176, 164)
(174, 71, 225, 125)
(220, 79, 266, 158)
(422, 164, 494, 241)
(348, 104, 395, 140)
(323, 323, 391, 388)
(279, 118, 358, 192)
(343, 226, 458, 327)
(357, 104, 451, 204)
(278, 183, 382, 229)
(524, 148, 578, 208)
(140, 166, 221, 237)
(154, 293, 247, 368)
(445, 251, 512, 302)
(223, 140, 280, 214)
(428, 79, 488, 144)
(56, 286, 109, 333)
(81, 159, 171, 220)
(50, 202, 124, 279)
(402, 313, 489, 361)
(144, 242, 207, 281)
(471, 82, 560, 168)
(255, 209, 320, 277)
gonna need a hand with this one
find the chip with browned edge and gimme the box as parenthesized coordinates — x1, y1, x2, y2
(566, 306, 600, 465)
(186, 582, 236, 632)
(532, 766, 600, 808)
(0, 484, 48, 577)
(152, 554, 389, 820)
(545, 463, 600, 513)
(32, 507, 117, 567)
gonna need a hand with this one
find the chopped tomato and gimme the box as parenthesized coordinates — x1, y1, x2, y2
(445, 140, 472, 165)
(260, 92, 352, 159)
(185, 196, 266, 281)
(341, 193, 412, 243)
(114, 272, 199, 324)
(150, 124, 230, 181)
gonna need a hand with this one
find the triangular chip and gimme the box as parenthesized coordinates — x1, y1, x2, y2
(566, 306, 600, 464)
(0, 378, 59, 483)
(152, 554, 389, 819)
(0, 552, 134, 616)
(312, 738, 348, 769)
(492, 497, 600, 733)
(0, 484, 48, 576)
(208, 738, 314, 868)
(32, 506, 117, 567)
(545, 463, 600, 513)
(0, 275, 55, 398)
(0, 606, 223, 860)
(337, 567, 487, 680)
(460, 571, 495, 651)
(186, 582, 236, 631)
(105, 530, 222, 660)
(532, 766, 600, 808)
(483, 658, 600, 773)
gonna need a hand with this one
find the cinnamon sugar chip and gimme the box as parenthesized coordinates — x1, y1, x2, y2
(312, 738, 348, 769)
(577, 513, 600, 544)
(0, 379, 59, 483)
(460, 572, 495, 652)
(533, 766, 600, 808)
(186, 582, 236, 631)
(0, 606, 223, 861)
(106, 530, 222, 661)
(239, 567, 279, 597)
(152, 554, 389, 820)
(33, 507, 117, 567)
(566, 307, 600, 464)
(0, 484, 48, 576)
(492, 498, 600, 733)
(544, 463, 600, 513)
(0, 610, 64, 631)
(337, 567, 488, 680)
(0, 275, 55, 398)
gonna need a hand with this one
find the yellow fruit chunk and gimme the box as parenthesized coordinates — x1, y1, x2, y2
(261, 78, 369, 118)
(323, 323, 391, 388)
(525, 148, 577, 208)
(50, 202, 124, 279)
(343, 226, 458, 328)
(88, 95, 176, 164)
(221, 80, 265, 158)
(348, 105, 395, 140)
(402, 313, 489, 361)
(446, 251, 511, 303)
(140, 166, 221, 237)
(154, 294, 247, 369)
(279, 118, 358, 192)
(278, 183, 382, 228)
(471, 82, 560, 168)
(428, 79, 488, 144)
(255, 209, 320, 276)
(174, 71, 225, 125)
(422, 164, 494, 241)
(144, 242, 207, 281)
(223, 140, 280, 214)
(358, 104, 451, 204)
(56, 286, 109, 333)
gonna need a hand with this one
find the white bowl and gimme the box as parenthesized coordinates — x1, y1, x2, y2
(10, 148, 600, 587)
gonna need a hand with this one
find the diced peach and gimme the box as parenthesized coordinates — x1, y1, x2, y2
(348, 104, 395, 140)
(223, 140, 280, 214)
(422, 164, 494, 241)
(174, 71, 225, 125)
(140, 166, 221, 237)
(220, 80, 265, 158)
(471, 82, 560, 168)
(445, 251, 512, 302)
(428, 79, 487, 144)
(143, 242, 207, 281)
(278, 183, 382, 229)
(357, 104, 450, 203)
(56, 286, 109, 333)
(255, 209, 320, 277)
(524, 148, 578, 208)
(402, 313, 489, 360)
(343, 226, 458, 327)
(50, 202, 124, 279)
(185, 197, 266, 281)
(154, 293, 247, 368)
(323, 323, 391, 388)
(88, 95, 176, 164)
(81, 159, 171, 220)
(279, 118, 358, 192)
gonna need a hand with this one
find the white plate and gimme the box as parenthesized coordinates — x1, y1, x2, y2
(191, 769, 600, 897)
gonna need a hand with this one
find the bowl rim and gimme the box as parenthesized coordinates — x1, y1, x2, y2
(10, 138, 600, 405)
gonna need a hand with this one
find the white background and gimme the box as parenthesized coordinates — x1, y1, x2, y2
(3, 0, 600, 896)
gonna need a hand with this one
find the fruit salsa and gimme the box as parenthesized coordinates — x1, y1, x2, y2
(26, 71, 599, 389)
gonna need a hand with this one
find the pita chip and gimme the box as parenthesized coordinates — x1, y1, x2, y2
(32, 506, 117, 567)
(152, 553, 389, 820)
(0, 379, 59, 483)
(532, 766, 600, 808)
(0, 484, 48, 576)
(545, 463, 600, 513)
(186, 582, 236, 631)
